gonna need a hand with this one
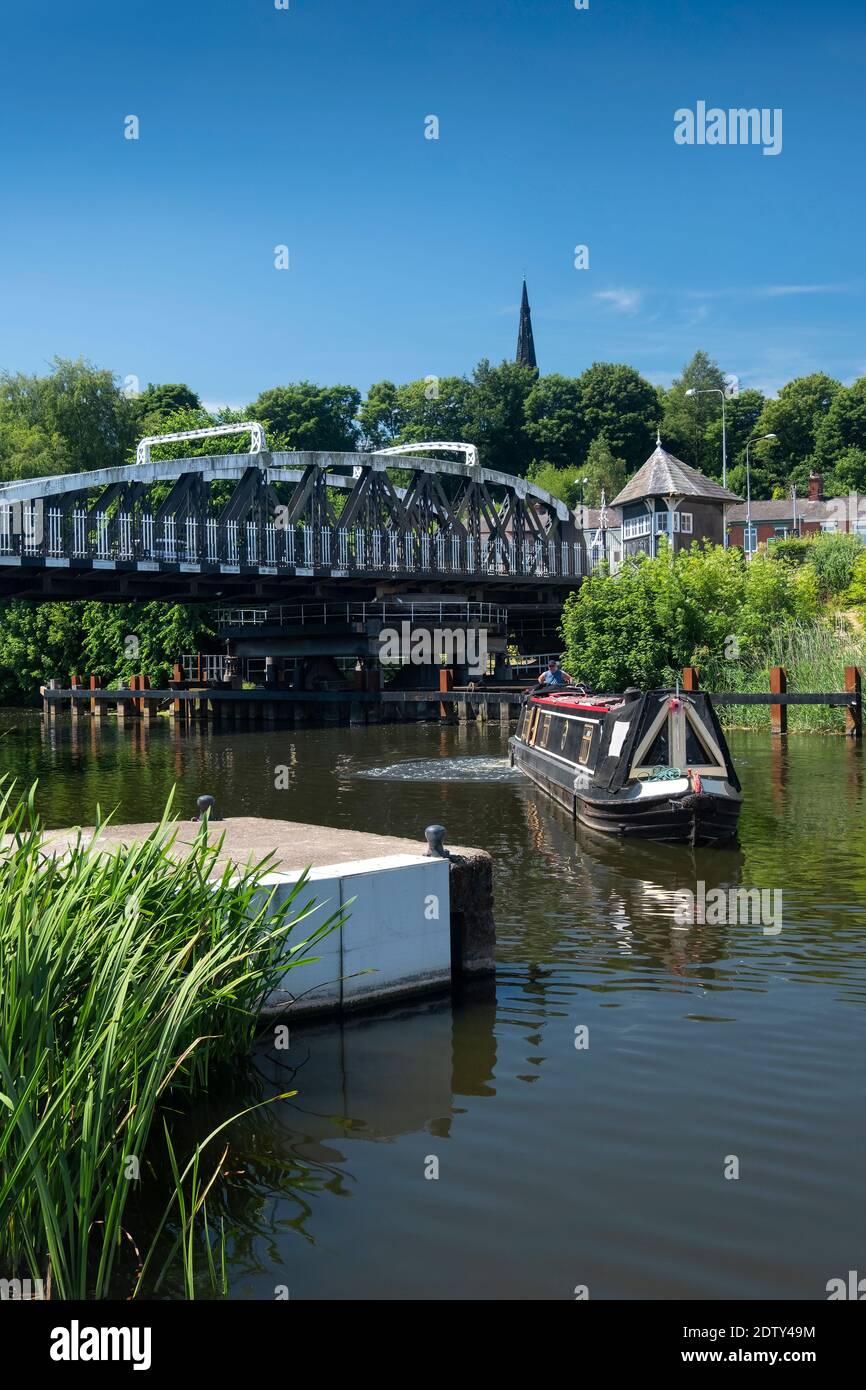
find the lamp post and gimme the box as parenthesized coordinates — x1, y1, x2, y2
(576, 474, 589, 525)
(686, 385, 733, 547)
(685, 386, 729, 489)
(745, 433, 778, 558)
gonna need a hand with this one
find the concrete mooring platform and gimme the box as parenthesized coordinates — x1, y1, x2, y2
(36, 815, 496, 1019)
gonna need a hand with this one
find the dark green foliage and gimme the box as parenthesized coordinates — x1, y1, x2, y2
(249, 382, 361, 452)
(0, 601, 214, 704)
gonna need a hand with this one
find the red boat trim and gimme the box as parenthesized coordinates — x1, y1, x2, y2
(530, 697, 615, 713)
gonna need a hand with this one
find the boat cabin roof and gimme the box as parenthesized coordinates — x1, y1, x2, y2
(529, 692, 629, 715)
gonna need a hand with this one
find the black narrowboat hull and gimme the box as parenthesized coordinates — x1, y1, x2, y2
(509, 689, 742, 847)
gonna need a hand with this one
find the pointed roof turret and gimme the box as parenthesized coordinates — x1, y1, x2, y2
(516, 279, 537, 369)
(612, 437, 741, 506)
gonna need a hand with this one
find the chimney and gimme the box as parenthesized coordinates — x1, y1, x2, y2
(808, 471, 823, 502)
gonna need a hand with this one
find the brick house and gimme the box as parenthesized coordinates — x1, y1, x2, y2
(726, 472, 858, 552)
(611, 434, 741, 559)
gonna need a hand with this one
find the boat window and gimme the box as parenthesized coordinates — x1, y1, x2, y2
(645, 725, 670, 766)
(578, 724, 594, 764)
(540, 714, 552, 747)
(560, 720, 570, 752)
(685, 720, 713, 764)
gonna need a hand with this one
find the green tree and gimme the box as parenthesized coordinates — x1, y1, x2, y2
(0, 357, 138, 475)
(707, 388, 766, 489)
(358, 381, 402, 450)
(81, 601, 214, 685)
(0, 602, 86, 704)
(823, 447, 866, 497)
(660, 351, 727, 473)
(0, 418, 73, 481)
(812, 378, 866, 473)
(755, 373, 841, 482)
(577, 362, 658, 473)
(560, 542, 818, 690)
(524, 374, 586, 471)
(525, 461, 580, 509)
(249, 382, 361, 452)
(580, 434, 629, 506)
(133, 382, 201, 433)
(464, 359, 537, 475)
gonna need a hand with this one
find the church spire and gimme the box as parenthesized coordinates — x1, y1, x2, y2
(516, 279, 537, 369)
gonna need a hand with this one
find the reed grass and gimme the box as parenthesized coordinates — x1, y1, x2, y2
(0, 784, 343, 1298)
(698, 619, 866, 733)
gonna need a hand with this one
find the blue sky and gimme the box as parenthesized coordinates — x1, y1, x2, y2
(1, 0, 864, 405)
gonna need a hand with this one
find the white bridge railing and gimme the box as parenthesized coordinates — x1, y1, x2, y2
(0, 505, 588, 579)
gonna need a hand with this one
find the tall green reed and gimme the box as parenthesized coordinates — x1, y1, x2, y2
(0, 783, 343, 1298)
(698, 619, 866, 733)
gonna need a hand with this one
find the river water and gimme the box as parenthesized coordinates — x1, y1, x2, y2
(4, 714, 866, 1300)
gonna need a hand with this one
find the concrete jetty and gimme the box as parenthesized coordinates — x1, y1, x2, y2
(35, 814, 496, 1018)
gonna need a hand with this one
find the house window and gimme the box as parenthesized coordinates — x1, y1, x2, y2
(773, 526, 789, 539)
(744, 525, 758, 554)
(680, 513, 693, 534)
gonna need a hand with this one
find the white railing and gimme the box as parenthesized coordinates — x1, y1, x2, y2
(118, 511, 133, 559)
(1, 509, 591, 579)
(0, 503, 15, 554)
(95, 514, 111, 560)
(47, 508, 64, 556)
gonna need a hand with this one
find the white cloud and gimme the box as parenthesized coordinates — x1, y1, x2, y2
(595, 288, 643, 313)
(757, 283, 853, 298)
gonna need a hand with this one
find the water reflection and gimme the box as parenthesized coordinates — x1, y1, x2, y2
(5, 716, 866, 1297)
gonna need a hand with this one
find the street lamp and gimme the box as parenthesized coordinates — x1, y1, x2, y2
(686, 385, 734, 548)
(745, 433, 778, 558)
(576, 474, 589, 524)
(685, 386, 730, 489)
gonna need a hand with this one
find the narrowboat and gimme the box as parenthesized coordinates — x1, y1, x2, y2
(509, 687, 741, 846)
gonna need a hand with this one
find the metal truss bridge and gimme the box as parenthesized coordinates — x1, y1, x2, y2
(0, 425, 588, 602)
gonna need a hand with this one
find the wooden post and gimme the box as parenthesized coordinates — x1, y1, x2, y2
(90, 674, 103, 720)
(170, 663, 183, 724)
(439, 667, 453, 720)
(681, 666, 700, 691)
(770, 666, 787, 736)
(845, 666, 862, 738)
